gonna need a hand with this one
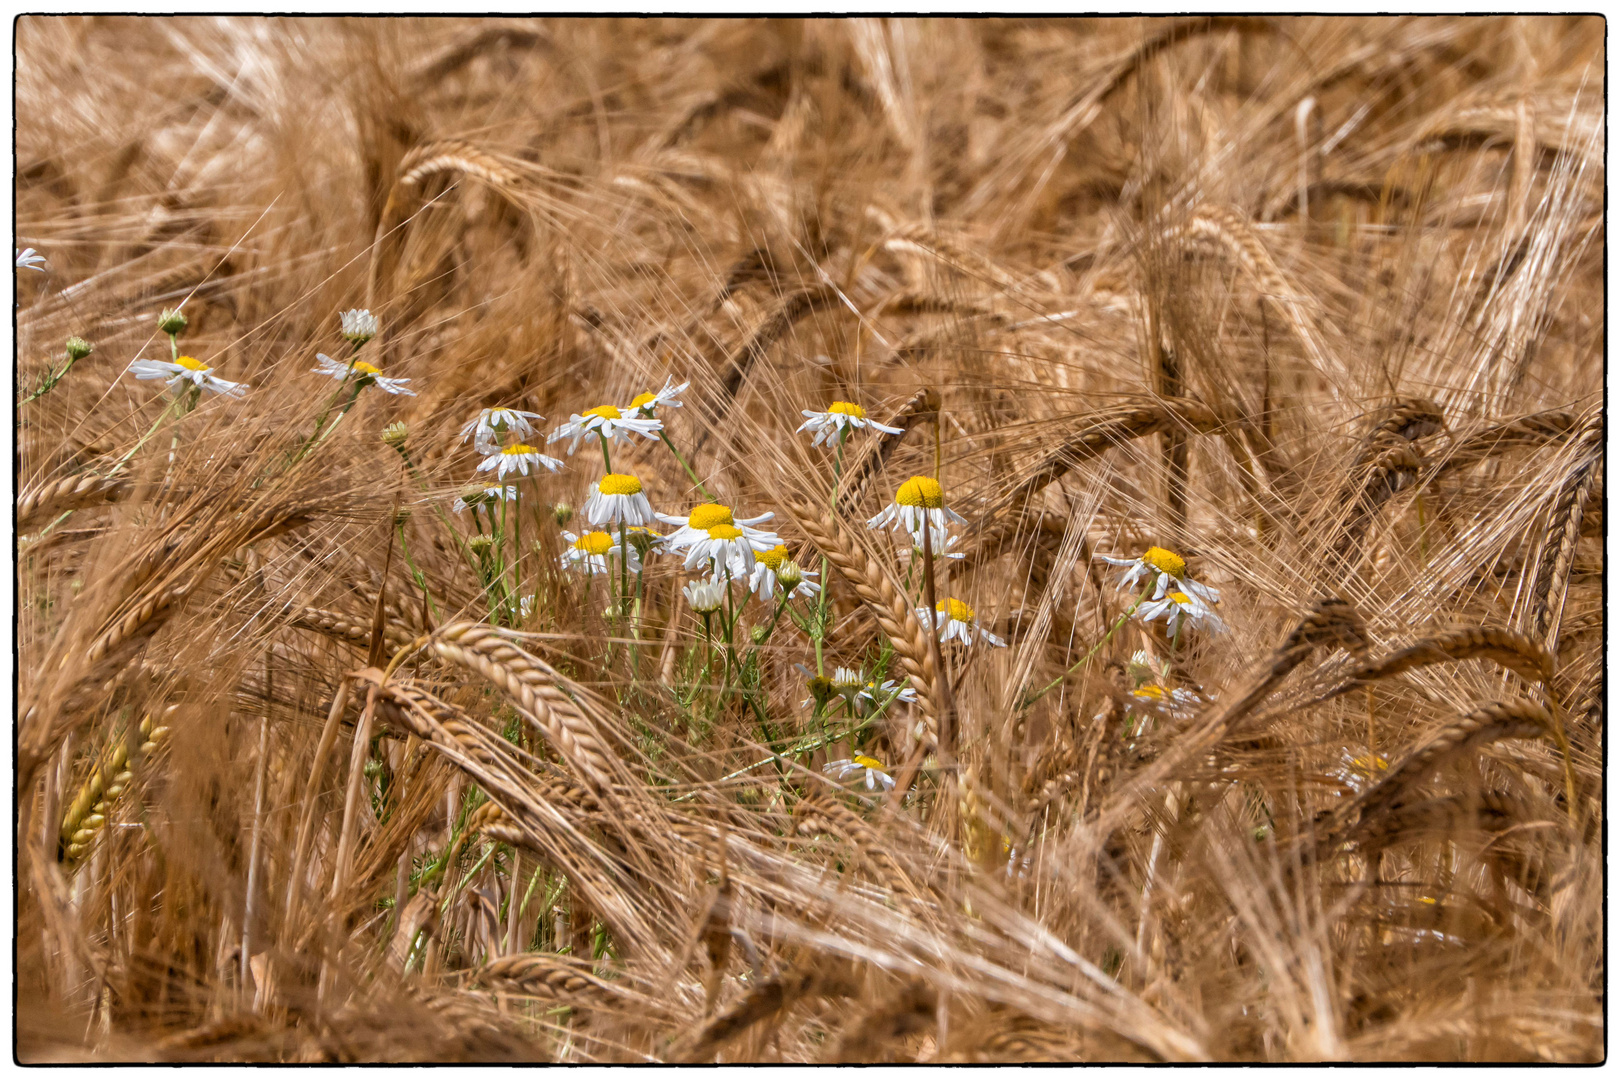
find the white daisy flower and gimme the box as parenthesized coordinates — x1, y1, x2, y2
(1129, 684, 1199, 712)
(340, 308, 379, 345)
(560, 529, 641, 575)
(625, 376, 689, 416)
(856, 678, 918, 711)
(749, 543, 819, 601)
(1099, 546, 1218, 605)
(16, 248, 45, 271)
(658, 503, 780, 552)
(919, 597, 1006, 648)
(832, 667, 865, 698)
(461, 407, 546, 455)
(797, 400, 904, 446)
(824, 754, 895, 792)
(681, 523, 769, 581)
(128, 355, 248, 398)
(683, 579, 725, 614)
(477, 443, 564, 481)
(547, 403, 663, 454)
(452, 483, 518, 513)
(585, 473, 656, 527)
(868, 475, 968, 550)
(1138, 588, 1225, 636)
(311, 353, 416, 396)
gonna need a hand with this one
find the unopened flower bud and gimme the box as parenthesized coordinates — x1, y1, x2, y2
(775, 559, 804, 590)
(65, 336, 93, 361)
(750, 625, 770, 645)
(340, 308, 378, 345)
(157, 308, 188, 336)
(468, 534, 495, 556)
(381, 421, 409, 449)
(459, 483, 490, 509)
(552, 502, 574, 527)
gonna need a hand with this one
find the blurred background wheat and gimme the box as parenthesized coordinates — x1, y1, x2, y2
(14, 15, 1603, 1062)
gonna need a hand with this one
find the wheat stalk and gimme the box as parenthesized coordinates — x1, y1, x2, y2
(17, 472, 129, 531)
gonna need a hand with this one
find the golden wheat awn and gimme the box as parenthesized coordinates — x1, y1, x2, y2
(14, 15, 1603, 1063)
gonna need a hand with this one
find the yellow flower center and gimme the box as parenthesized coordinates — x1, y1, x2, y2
(1142, 546, 1186, 578)
(1168, 591, 1191, 605)
(937, 597, 975, 623)
(629, 391, 657, 409)
(502, 444, 536, 456)
(1132, 686, 1166, 701)
(574, 531, 615, 556)
(175, 355, 209, 372)
(852, 754, 886, 771)
(686, 503, 734, 530)
(828, 401, 867, 419)
(759, 544, 789, 570)
(895, 475, 944, 509)
(706, 524, 743, 541)
(584, 405, 622, 421)
(597, 473, 643, 496)
(352, 361, 382, 376)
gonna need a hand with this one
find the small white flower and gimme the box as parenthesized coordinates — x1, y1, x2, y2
(452, 484, 517, 513)
(824, 754, 895, 792)
(683, 579, 725, 614)
(339, 308, 379, 345)
(797, 400, 903, 446)
(461, 407, 546, 455)
(561, 529, 641, 575)
(1129, 684, 1199, 713)
(15, 248, 45, 272)
(909, 532, 966, 561)
(312, 353, 416, 396)
(681, 523, 769, 582)
(919, 597, 1006, 648)
(832, 667, 864, 696)
(128, 355, 248, 398)
(658, 502, 780, 554)
(1138, 588, 1225, 636)
(625, 376, 689, 416)
(856, 678, 918, 711)
(749, 543, 819, 601)
(1099, 546, 1218, 605)
(547, 403, 663, 454)
(477, 443, 564, 481)
(519, 594, 536, 620)
(868, 475, 968, 550)
(1327, 748, 1389, 796)
(585, 473, 656, 527)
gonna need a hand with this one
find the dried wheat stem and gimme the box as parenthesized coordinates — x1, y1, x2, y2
(284, 680, 351, 924)
(1310, 626, 1553, 705)
(1532, 417, 1602, 648)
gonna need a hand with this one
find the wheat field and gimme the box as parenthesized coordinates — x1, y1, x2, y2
(13, 16, 1604, 1062)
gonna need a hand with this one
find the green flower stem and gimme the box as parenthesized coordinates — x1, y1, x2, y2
(20, 349, 79, 406)
(599, 432, 613, 475)
(657, 430, 712, 500)
(1024, 579, 1156, 708)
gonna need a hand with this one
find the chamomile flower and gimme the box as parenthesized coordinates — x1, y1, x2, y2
(681, 522, 767, 581)
(856, 678, 917, 711)
(1129, 684, 1199, 712)
(626, 376, 688, 416)
(547, 404, 663, 454)
(920, 597, 1006, 648)
(749, 543, 819, 601)
(683, 580, 725, 614)
(1138, 589, 1225, 635)
(868, 475, 968, 549)
(1328, 748, 1389, 795)
(909, 532, 966, 561)
(452, 483, 518, 513)
(585, 473, 655, 527)
(560, 530, 641, 575)
(15, 248, 45, 272)
(340, 308, 379, 345)
(832, 667, 865, 699)
(797, 401, 904, 446)
(461, 408, 546, 454)
(312, 353, 416, 396)
(658, 503, 780, 551)
(478, 443, 564, 481)
(128, 355, 249, 397)
(1100, 546, 1218, 605)
(825, 754, 895, 792)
